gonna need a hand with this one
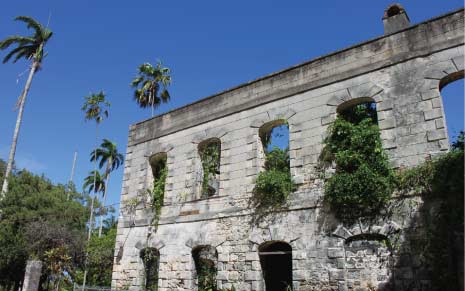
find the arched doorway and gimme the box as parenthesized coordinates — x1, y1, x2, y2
(259, 241, 293, 291)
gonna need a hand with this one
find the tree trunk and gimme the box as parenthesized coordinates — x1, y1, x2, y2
(87, 124, 99, 240)
(1, 62, 38, 197)
(98, 159, 111, 237)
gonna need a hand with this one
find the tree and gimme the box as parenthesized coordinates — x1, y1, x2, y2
(81, 91, 110, 240)
(131, 61, 172, 117)
(90, 139, 124, 237)
(0, 170, 90, 290)
(83, 170, 106, 197)
(0, 16, 53, 196)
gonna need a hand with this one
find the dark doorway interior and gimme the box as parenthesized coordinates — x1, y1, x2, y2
(259, 241, 293, 291)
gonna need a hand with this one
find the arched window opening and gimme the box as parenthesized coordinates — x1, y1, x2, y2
(140, 248, 160, 291)
(259, 241, 293, 291)
(198, 138, 221, 198)
(192, 245, 218, 291)
(439, 71, 464, 144)
(337, 98, 378, 125)
(386, 5, 402, 17)
(149, 153, 167, 208)
(258, 119, 291, 172)
(259, 119, 290, 154)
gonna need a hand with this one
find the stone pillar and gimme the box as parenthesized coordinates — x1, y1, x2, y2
(22, 260, 42, 291)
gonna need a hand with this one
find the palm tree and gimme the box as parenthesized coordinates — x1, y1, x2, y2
(90, 139, 124, 237)
(0, 16, 53, 196)
(81, 91, 110, 240)
(83, 170, 106, 195)
(131, 61, 172, 117)
(83, 170, 106, 237)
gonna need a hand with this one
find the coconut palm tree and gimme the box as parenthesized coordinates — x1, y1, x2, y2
(131, 61, 172, 117)
(90, 139, 124, 237)
(0, 16, 53, 196)
(81, 91, 110, 239)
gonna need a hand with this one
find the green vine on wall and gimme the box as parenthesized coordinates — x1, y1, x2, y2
(395, 136, 464, 290)
(321, 103, 396, 224)
(199, 140, 221, 198)
(251, 147, 296, 210)
(150, 155, 167, 227)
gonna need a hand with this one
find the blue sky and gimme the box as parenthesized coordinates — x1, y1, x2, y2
(0, 1, 463, 210)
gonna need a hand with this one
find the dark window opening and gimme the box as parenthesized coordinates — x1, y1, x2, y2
(337, 100, 378, 125)
(259, 241, 293, 291)
(440, 71, 464, 143)
(192, 246, 218, 291)
(198, 139, 221, 198)
(386, 5, 402, 17)
(140, 248, 160, 291)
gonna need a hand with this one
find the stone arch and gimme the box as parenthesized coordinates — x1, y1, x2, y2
(325, 83, 397, 149)
(197, 138, 222, 198)
(422, 61, 464, 146)
(383, 3, 406, 18)
(258, 241, 293, 291)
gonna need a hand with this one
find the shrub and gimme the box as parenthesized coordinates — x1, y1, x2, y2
(322, 112, 396, 223)
(252, 147, 296, 210)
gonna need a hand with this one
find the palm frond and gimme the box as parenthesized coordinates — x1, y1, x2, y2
(0, 36, 34, 50)
(15, 16, 43, 36)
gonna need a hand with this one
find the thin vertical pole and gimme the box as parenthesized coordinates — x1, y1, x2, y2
(67, 151, 78, 200)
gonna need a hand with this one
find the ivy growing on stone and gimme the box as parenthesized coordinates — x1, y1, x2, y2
(321, 102, 396, 224)
(199, 140, 221, 198)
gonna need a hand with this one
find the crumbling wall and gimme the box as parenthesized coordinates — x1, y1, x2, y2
(112, 7, 464, 291)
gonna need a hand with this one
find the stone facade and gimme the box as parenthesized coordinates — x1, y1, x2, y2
(112, 5, 464, 291)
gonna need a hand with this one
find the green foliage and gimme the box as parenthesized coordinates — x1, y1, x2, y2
(197, 259, 217, 291)
(83, 227, 117, 287)
(0, 16, 53, 64)
(199, 140, 220, 198)
(251, 147, 296, 210)
(81, 91, 110, 124)
(322, 106, 396, 223)
(152, 165, 167, 219)
(140, 248, 159, 291)
(397, 146, 464, 291)
(90, 139, 124, 172)
(0, 169, 116, 290)
(0, 170, 88, 289)
(131, 61, 171, 114)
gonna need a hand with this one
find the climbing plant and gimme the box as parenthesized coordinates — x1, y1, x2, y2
(197, 259, 217, 291)
(321, 102, 396, 224)
(396, 139, 463, 291)
(150, 156, 167, 226)
(141, 248, 160, 291)
(199, 140, 221, 198)
(251, 147, 296, 210)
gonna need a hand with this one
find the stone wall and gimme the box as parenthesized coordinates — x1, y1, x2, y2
(112, 6, 464, 291)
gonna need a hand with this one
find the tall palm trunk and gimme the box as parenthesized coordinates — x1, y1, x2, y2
(87, 124, 99, 240)
(98, 158, 111, 237)
(1, 61, 38, 196)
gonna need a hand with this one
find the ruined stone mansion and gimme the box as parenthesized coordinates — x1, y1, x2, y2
(112, 4, 464, 291)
